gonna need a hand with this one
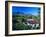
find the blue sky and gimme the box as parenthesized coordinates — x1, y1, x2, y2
(12, 6, 40, 16)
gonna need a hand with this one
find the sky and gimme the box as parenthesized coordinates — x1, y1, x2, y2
(12, 6, 40, 16)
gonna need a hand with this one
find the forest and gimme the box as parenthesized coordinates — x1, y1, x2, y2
(12, 12, 40, 30)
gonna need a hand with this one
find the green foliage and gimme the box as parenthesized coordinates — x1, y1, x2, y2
(12, 13, 40, 30)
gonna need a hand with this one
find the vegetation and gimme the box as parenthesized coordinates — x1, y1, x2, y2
(12, 12, 40, 30)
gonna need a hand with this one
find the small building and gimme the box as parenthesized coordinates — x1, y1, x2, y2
(27, 19, 36, 24)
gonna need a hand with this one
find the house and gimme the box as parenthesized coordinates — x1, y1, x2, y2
(27, 19, 36, 24)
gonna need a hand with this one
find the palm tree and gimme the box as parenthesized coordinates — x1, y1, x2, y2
(38, 8, 40, 24)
